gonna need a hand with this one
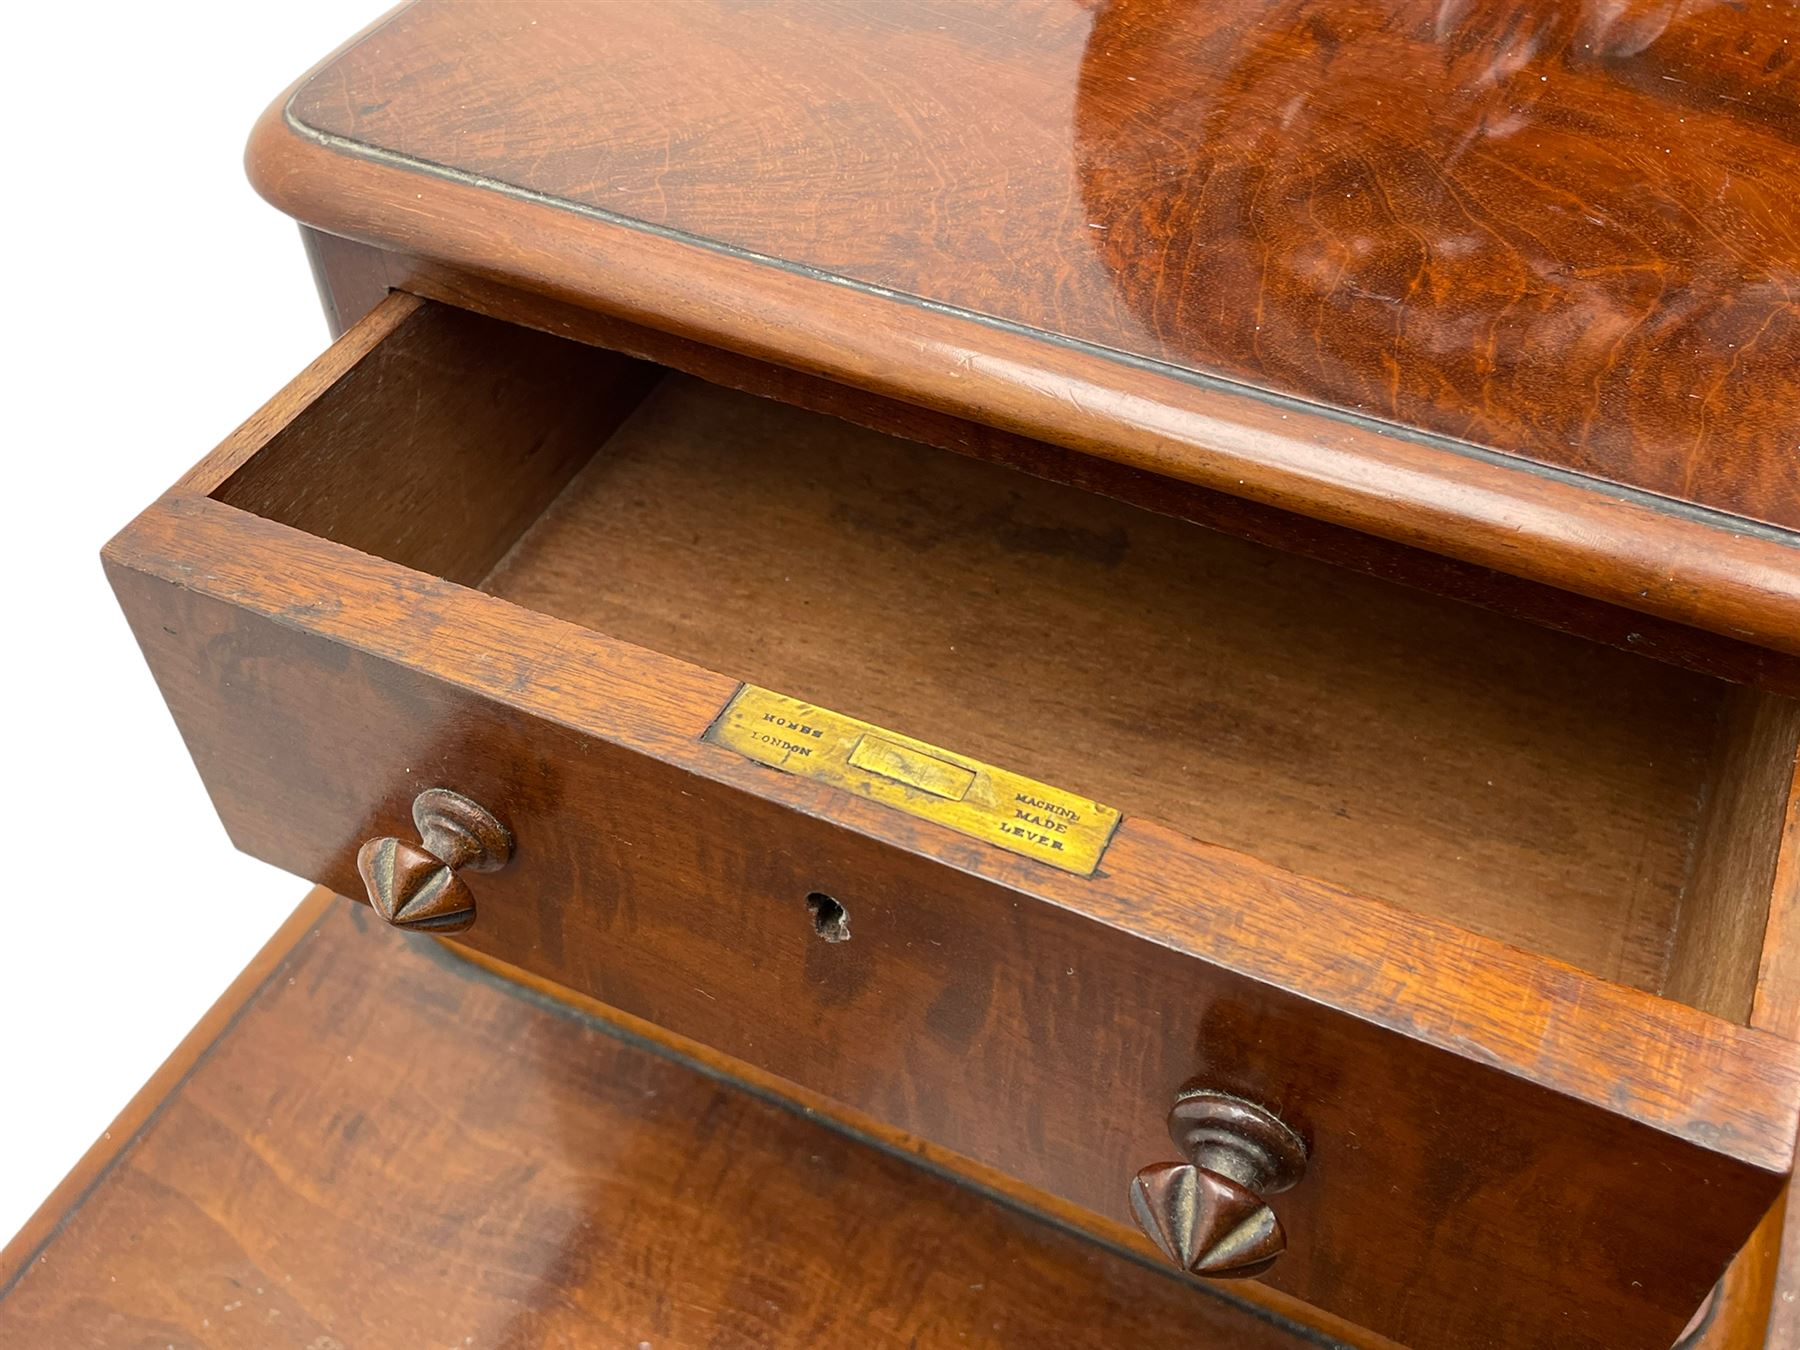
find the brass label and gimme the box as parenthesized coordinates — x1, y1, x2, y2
(705, 685, 1120, 876)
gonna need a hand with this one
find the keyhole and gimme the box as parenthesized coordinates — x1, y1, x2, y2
(806, 892, 850, 943)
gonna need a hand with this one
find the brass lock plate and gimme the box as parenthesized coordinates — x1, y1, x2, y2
(705, 685, 1121, 876)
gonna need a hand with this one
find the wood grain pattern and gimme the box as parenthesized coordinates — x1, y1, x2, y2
(324, 240, 1800, 700)
(1751, 766, 1800, 1348)
(462, 935, 1796, 1350)
(279, 0, 1800, 530)
(0, 891, 338, 1294)
(70, 3, 1800, 1339)
(104, 510, 1799, 1348)
(214, 299, 1797, 1005)
(96, 295, 1800, 1346)
(1691, 1198, 1788, 1350)
(448, 928, 1408, 1349)
(1687, 743, 1800, 1350)
(0, 895, 1325, 1350)
(1663, 691, 1800, 1022)
(246, 0, 1800, 657)
(211, 297, 656, 587)
(1755, 768, 1800, 1045)
(479, 370, 1732, 994)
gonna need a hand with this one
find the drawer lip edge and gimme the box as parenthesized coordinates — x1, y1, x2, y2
(241, 88, 1800, 661)
(104, 487, 1800, 1174)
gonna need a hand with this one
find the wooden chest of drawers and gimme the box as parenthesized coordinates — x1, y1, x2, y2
(35, 2, 1800, 1346)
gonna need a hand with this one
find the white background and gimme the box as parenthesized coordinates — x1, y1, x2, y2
(0, 3, 381, 1249)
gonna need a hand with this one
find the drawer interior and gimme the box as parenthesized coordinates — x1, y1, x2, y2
(213, 301, 1799, 1016)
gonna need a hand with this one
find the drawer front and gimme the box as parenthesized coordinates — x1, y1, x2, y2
(104, 297, 1800, 1350)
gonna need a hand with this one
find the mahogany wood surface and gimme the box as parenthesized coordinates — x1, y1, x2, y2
(1665, 692, 1800, 1024)
(247, 0, 1800, 656)
(211, 300, 654, 587)
(1748, 765, 1800, 1348)
(448, 923, 1406, 1349)
(462, 935, 1788, 1350)
(0, 894, 1325, 1350)
(355, 786, 514, 934)
(318, 236, 1800, 700)
(480, 368, 1737, 993)
(210, 292, 1800, 1003)
(102, 295, 1800, 1350)
(6, 882, 1786, 1349)
(1673, 756, 1800, 1350)
(71, 3, 1800, 1342)
(0, 891, 339, 1296)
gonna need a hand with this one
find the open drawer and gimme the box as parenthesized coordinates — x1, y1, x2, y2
(106, 293, 1800, 1349)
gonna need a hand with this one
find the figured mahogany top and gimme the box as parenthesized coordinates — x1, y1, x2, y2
(252, 0, 1800, 644)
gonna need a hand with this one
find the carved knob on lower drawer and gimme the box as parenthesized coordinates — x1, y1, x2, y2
(1128, 1087, 1307, 1280)
(355, 788, 513, 935)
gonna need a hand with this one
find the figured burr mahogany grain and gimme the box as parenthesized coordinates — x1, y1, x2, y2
(249, 0, 1800, 654)
(88, 1, 1800, 1335)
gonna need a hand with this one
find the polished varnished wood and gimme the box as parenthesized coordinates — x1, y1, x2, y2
(301, 223, 390, 337)
(103, 295, 1800, 1349)
(0, 891, 339, 1297)
(316, 237, 1800, 700)
(248, 0, 1800, 656)
(454, 920, 1791, 1350)
(276, 0, 1800, 529)
(450, 932, 1407, 1349)
(0, 894, 1324, 1350)
(355, 786, 513, 934)
(478, 369, 1750, 994)
(1128, 1088, 1306, 1279)
(212, 293, 1797, 1002)
(70, 2, 1800, 1343)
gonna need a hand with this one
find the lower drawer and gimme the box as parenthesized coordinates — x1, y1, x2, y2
(107, 292, 1800, 1349)
(2, 892, 1316, 1349)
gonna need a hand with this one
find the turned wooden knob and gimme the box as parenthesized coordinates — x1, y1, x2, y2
(355, 788, 513, 935)
(1128, 1086, 1307, 1280)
